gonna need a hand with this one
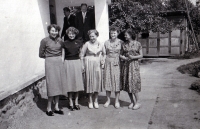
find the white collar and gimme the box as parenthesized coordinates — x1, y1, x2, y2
(82, 12, 87, 15)
(67, 14, 71, 19)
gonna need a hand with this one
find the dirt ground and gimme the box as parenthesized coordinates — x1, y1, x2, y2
(6, 58, 200, 129)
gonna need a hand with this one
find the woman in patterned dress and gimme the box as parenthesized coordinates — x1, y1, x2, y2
(103, 27, 124, 108)
(120, 28, 143, 110)
(80, 30, 106, 109)
(62, 27, 84, 111)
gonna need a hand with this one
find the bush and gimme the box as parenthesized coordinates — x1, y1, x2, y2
(177, 61, 200, 77)
(190, 80, 200, 94)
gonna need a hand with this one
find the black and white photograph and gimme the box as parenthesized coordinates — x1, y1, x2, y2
(0, 0, 200, 129)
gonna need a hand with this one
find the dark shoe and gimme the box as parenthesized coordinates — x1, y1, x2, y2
(69, 106, 75, 111)
(54, 110, 64, 115)
(46, 111, 54, 116)
(74, 105, 80, 110)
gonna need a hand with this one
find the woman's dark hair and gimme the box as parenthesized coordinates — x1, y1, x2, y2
(125, 28, 136, 40)
(47, 24, 61, 35)
(66, 27, 79, 35)
(81, 3, 87, 7)
(88, 29, 99, 37)
(63, 7, 70, 12)
(109, 26, 120, 34)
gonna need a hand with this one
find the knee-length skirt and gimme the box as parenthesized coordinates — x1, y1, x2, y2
(103, 57, 121, 92)
(62, 59, 84, 92)
(45, 56, 64, 97)
(84, 56, 103, 93)
(121, 60, 141, 93)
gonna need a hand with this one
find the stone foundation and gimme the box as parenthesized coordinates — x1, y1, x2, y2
(0, 77, 47, 129)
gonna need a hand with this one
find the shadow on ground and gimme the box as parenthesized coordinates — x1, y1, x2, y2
(34, 95, 130, 112)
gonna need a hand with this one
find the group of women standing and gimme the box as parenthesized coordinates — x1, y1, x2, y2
(39, 24, 143, 116)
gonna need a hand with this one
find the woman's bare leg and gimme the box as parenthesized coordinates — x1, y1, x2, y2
(104, 91, 111, 107)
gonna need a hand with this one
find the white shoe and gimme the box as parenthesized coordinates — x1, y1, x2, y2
(88, 102, 93, 109)
(104, 101, 110, 108)
(94, 102, 99, 109)
(128, 103, 134, 109)
(115, 102, 120, 109)
(133, 103, 141, 110)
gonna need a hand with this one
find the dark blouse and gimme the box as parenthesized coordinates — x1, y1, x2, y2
(62, 39, 83, 60)
(39, 37, 63, 58)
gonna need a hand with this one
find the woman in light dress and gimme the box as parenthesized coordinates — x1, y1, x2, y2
(103, 27, 124, 108)
(80, 29, 106, 109)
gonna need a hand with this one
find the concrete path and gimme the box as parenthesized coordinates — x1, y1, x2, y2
(7, 58, 200, 129)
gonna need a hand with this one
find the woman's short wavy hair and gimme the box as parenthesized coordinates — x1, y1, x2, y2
(66, 27, 79, 35)
(109, 26, 120, 33)
(87, 29, 99, 37)
(47, 24, 61, 34)
(124, 28, 136, 40)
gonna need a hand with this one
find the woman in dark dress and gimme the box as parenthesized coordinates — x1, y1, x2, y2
(62, 27, 84, 111)
(120, 28, 143, 110)
(39, 24, 64, 116)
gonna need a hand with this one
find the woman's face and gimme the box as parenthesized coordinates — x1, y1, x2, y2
(89, 32, 97, 43)
(110, 31, 118, 39)
(124, 32, 131, 40)
(49, 27, 58, 38)
(68, 31, 76, 40)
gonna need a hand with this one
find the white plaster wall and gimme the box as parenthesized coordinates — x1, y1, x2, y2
(94, 0, 110, 44)
(55, 0, 94, 31)
(0, 0, 50, 92)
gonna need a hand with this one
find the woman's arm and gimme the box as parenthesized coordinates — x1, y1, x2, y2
(62, 48, 65, 63)
(128, 42, 143, 60)
(80, 42, 87, 59)
(39, 39, 46, 59)
(102, 43, 106, 60)
(119, 43, 129, 61)
(128, 49, 143, 60)
(101, 44, 106, 68)
(80, 43, 88, 72)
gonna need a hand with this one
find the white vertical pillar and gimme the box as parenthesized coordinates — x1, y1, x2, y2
(94, 0, 110, 44)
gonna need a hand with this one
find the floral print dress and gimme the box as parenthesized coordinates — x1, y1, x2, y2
(121, 40, 142, 93)
(103, 39, 123, 92)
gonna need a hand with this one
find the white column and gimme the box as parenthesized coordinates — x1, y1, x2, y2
(94, 0, 110, 44)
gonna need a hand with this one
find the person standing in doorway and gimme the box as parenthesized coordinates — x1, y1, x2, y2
(61, 7, 75, 41)
(75, 3, 95, 42)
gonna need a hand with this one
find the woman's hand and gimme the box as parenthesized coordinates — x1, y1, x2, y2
(128, 55, 135, 60)
(82, 65, 85, 73)
(101, 64, 105, 69)
(100, 59, 105, 65)
(121, 56, 129, 61)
